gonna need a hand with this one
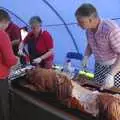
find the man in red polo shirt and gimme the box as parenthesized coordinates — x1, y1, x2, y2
(18, 16, 54, 68)
(0, 10, 18, 120)
(0, 9, 21, 55)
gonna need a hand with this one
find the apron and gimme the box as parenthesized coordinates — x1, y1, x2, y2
(92, 25, 120, 88)
(94, 62, 120, 88)
(27, 33, 47, 68)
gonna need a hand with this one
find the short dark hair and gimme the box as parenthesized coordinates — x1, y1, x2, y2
(0, 9, 10, 21)
(29, 16, 42, 25)
(21, 26, 29, 32)
(75, 3, 98, 18)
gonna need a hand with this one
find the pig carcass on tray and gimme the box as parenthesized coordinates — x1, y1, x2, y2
(55, 72, 99, 116)
(26, 68, 57, 92)
(25, 68, 120, 119)
(98, 93, 120, 120)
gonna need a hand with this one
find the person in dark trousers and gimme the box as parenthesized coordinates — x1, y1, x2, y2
(18, 16, 54, 68)
(0, 9, 21, 55)
(0, 12, 18, 120)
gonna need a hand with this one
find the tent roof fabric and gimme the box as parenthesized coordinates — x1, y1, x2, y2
(1, 0, 120, 71)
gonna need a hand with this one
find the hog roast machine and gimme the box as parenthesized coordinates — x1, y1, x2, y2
(8, 65, 120, 120)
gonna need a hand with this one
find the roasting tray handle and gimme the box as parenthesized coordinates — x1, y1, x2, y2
(81, 80, 120, 94)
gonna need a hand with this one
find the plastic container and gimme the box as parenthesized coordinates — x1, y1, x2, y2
(63, 59, 75, 78)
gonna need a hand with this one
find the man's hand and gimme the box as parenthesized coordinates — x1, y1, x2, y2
(12, 40, 20, 46)
(18, 42, 26, 56)
(33, 57, 42, 64)
(103, 73, 114, 89)
(81, 56, 88, 67)
(18, 48, 26, 56)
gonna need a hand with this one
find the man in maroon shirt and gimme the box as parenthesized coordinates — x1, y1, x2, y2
(0, 9, 21, 55)
(0, 10, 18, 120)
